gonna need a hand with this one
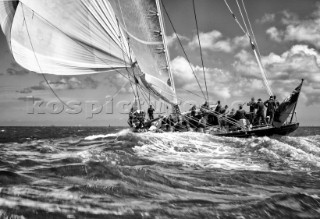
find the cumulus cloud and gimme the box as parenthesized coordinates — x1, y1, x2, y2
(233, 45, 320, 105)
(17, 88, 32, 94)
(165, 33, 189, 47)
(103, 72, 131, 94)
(170, 56, 235, 99)
(266, 27, 283, 43)
(20, 76, 100, 93)
(18, 96, 43, 102)
(256, 13, 276, 24)
(267, 4, 320, 48)
(188, 30, 248, 53)
(6, 62, 30, 75)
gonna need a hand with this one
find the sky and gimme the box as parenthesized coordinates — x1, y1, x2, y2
(0, 0, 320, 126)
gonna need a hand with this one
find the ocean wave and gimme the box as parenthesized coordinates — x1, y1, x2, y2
(1, 127, 320, 218)
(80, 130, 320, 171)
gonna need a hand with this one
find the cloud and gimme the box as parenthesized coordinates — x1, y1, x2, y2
(281, 10, 300, 25)
(18, 96, 43, 102)
(233, 45, 320, 105)
(82, 77, 99, 89)
(170, 56, 235, 99)
(256, 13, 276, 24)
(21, 76, 100, 93)
(266, 27, 283, 43)
(17, 88, 32, 94)
(6, 62, 30, 75)
(267, 4, 320, 48)
(103, 72, 131, 94)
(166, 33, 189, 47)
(188, 30, 248, 53)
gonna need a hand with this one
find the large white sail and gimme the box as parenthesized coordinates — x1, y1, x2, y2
(108, 0, 178, 105)
(1, 0, 133, 75)
(0, 0, 18, 48)
(0, 0, 177, 105)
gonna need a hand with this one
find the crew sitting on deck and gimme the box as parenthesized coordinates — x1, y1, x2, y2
(190, 104, 197, 117)
(200, 101, 209, 113)
(131, 110, 146, 130)
(198, 115, 207, 133)
(165, 114, 174, 131)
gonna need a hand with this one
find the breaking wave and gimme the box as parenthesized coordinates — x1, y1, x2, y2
(1, 127, 320, 218)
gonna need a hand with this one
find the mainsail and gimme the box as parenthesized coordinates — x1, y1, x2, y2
(0, 0, 177, 105)
(108, 0, 177, 105)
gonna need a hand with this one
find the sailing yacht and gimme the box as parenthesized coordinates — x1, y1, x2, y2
(0, 0, 302, 137)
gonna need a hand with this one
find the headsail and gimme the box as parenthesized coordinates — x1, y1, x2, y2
(0, 0, 19, 48)
(273, 79, 304, 128)
(1, 0, 134, 75)
(0, 0, 178, 105)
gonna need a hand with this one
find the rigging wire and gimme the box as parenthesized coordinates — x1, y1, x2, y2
(160, 0, 207, 101)
(179, 88, 206, 100)
(241, 0, 271, 80)
(20, 1, 203, 112)
(236, 0, 250, 35)
(223, 0, 247, 35)
(20, 3, 137, 110)
(223, 0, 273, 96)
(192, 0, 209, 102)
(157, 0, 177, 95)
(21, 4, 72, 110)
(116, 17, 139, 105)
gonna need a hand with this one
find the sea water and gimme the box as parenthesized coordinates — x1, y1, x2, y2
(0, 126, 320, 218)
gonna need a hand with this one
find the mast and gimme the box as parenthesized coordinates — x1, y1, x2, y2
(156, 0, 178, 105)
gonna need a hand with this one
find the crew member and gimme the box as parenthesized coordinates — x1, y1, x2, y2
(190, 104, 197, 117)
(247, 97, 257, 124)
(147, 105, 155, 120)
(219, 105, 229, 128)
(198, 115, 207, 133)
(256, 98, 267, 125)
(264, 96, 276, 125)
(233, 105, 246, 121)
(128, 107, 134, 127)
(274, 95, 280, 110)
(200, 101, 209, 113)
(214, 100, 222, 113)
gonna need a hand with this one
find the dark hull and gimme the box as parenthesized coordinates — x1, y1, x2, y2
(214, 123, 299, 138)
(132, 123, 299, 138)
